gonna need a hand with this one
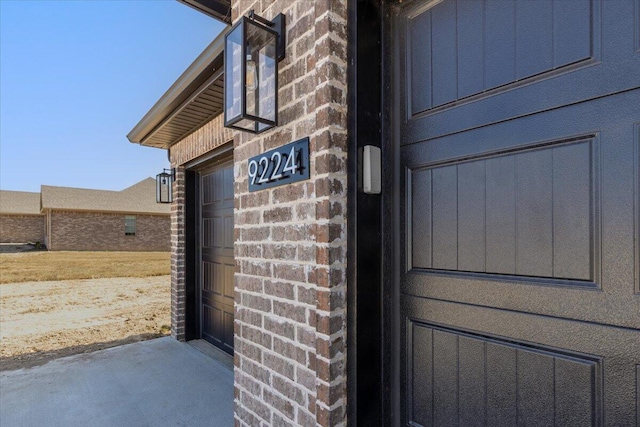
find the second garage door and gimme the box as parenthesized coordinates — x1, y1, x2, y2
(391, 0, 640, 425)
(200, 160, 234, 355)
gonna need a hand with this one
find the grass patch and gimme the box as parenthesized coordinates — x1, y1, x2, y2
(0, 251, 170, 284)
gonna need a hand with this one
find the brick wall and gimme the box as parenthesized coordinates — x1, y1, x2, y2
(165, 0, 347, 427)
(169, 1, 349, 425)
(170, 167, 187, 340)
(47, 210, 170, 251)
(232, 0, 347, 426)
(170, 114, 234, 166)
(0, 214, 45, 244)
(231, 2, 349, 424)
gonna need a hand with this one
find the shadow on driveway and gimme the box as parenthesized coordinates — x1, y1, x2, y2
(0, 337, 233, 426)
(0, 333, 167, 372)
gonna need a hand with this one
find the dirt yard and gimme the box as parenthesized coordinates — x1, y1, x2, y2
(0, 250, 170, 284)
(0, 251, 171, 371)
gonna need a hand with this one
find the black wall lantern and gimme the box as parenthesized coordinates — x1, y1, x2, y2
(156, 168, 175, 204)
(224, 10, 286, 134)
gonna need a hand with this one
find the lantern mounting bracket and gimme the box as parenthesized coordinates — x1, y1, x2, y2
(248, 10, 286, 61)
(161, 168, 175, 180)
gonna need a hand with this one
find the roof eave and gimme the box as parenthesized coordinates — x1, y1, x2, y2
(127, 27, 229, 148)
(177, 0, 231, 24)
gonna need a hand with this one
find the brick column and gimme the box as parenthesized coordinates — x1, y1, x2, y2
(231, 1, 349, 426)
(312, 0, 349, 423)
(170, 165, 187, 340)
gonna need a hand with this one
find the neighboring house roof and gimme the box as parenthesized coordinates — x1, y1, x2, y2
(41, 178, 170, 215)
(0, 190, 42, 215)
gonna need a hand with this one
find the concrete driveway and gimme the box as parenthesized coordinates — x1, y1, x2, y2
(0, 337, 233, 427)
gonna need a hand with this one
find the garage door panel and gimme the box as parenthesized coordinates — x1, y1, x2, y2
(637, 0, 640, 51)
(409, 9, 431, 114)
(202, 250, 233, 263)
(407, 0, 596, 116)
(636, 123, 640, 295)
(402, 273, 640, 329)
(403, 64, 640, 145)
(517, 350, 555, 426)
(637, 366, 640, 426)
(515, 149, 554, 278)
(432, 329, 458, 425)
(485, 342, 517, 427)
(408, 138, 595, 281)
(406, 318, 602, 427)
(457, 161, 485, 272)
(553, 0, 593, 65)
(431, 166, 457, 270)
(409, 169, 432, 269)
(483, 0, 516, 91)
(556, 357, 599, 427)
(410, 324, 433, 426)
(430, 0, 457, 107)
(402, 296, 640, 424)
(401, 0, 640, 144)
(457, 336, 485, 427)
(394, 1, 639, 423)
(456, 0, 484, 99)
(401, 89, 640, 171)
(200, 160, 234, 354)
(553, 142, 593, 280)
(485, 155, 517, 274)
(202, 261, 214, 292)
(402, 297, 608, 356)
(223, 311, 234, 351)
(515, 0, 554, 79)
(224, 260, 235, 299)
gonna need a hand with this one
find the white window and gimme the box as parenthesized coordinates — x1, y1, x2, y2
(124, 215, 136, 236)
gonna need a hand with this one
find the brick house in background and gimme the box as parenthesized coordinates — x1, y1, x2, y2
(1, 178, 169, 251)
(41, 178, 170, 251)
(0, 190, 44, 243)
(128, 0, 640, 425)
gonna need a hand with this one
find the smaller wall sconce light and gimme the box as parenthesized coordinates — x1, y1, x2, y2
(224, 10, 286, 134)
(156, 168, 175, 204)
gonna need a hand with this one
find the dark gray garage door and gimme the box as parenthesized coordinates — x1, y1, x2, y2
(393, 0, 640, 425)
(200, 160, 234, 354)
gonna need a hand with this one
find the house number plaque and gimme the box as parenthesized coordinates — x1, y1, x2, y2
(248, 137, 310, 192)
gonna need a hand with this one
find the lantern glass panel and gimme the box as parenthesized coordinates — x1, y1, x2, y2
(233, 118, 258, 131)
(224, 16, 279, 134)
(225, 23, 244, 124)
(246, 20, 277, 126)
(156, 172, 173, 204)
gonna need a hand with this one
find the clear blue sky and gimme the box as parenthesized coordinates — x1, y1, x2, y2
(1, 0, 226, 193)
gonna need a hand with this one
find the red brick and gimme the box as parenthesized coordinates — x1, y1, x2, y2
(170, 0, 351, 423)
(264, 352, 295, 381)
(267, 242, 300, 262)
(0, 214, 44, 244)
(272, 263, 306, 282)
(240, 226, 271, 242)
(273, 337, 307, 365)
(241, 323, 273, 348)
(273, 300, 307, 323)
(264, 316, 296, 340)
(264, 279, 295, 300)
(272, 376, 306, 406)
(46, 211, 169, 251)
